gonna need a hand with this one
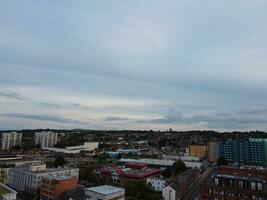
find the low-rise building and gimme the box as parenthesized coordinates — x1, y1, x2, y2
(85, 185, 125, 200)
(8, 163, 79, 191)
(0, 183, 17, 200)
(40, 175, 78, 200)
(189, 145, 206, 158)
(162, 169, 200, 200)
(101, 163, 160, 185)
(198, 166, 267, 200)
(147, 177, 169, 192)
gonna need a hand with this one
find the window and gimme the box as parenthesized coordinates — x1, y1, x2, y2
(238, 181, 243, 188)
(215, 178, 219, 185)
(257, 182, 262, 191)
(251, 182, 256, 190)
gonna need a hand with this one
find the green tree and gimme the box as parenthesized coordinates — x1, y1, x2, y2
(217, 156, 228, 166)
(125, 181, 161, 200)
(172, 160, 186, 175)
(54, 155, 67, 167)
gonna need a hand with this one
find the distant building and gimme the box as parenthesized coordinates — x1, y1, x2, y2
(118, 158, 203, 169)
(8, 163, 79, 191)
(219, 138, 267, 167)
(189, 145, 206, 158)
(198, 166, 267, 200)
(43, 142, 99, 154)
(207, 141, 219, 163)
(1, 132, 22, 150)
(85, 185, 125, 200)
(35, 131, 58, 148)
(0, 183, 17, 200)
(40, 175, 78, 200)
(147, 177, 169, 192)
(162, 169, 200, 200)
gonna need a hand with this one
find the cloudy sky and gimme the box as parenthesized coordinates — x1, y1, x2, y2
(1, 0, 267, 131)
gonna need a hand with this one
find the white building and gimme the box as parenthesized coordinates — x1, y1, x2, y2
(85, 185, 125, 200)
(147, 177, 169, 192)
(8, 163, 79, 191)
(43, 142, 99, 154)
(162, 185, 176, 200)
(0, 183, 17, 200)
(34, 131, 58, 148)
(1, 132, 22, 150)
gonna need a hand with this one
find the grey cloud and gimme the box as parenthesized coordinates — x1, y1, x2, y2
(3, 113, 87, 125)
(0, 90, 27, 101)
(104, 116, 131, 121)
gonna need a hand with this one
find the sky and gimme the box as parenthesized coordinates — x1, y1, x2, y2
(0, 0, 267, 131)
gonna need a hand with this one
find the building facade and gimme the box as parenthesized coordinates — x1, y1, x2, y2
(189, 145, 206, 158)
(198, 166, 267, 200)
(40, 175, 78, 200)
(1, 132, 22, 150)
(85, 185, 125, 200)
(207, 142, 219, 163)
(219, 138, 267, 167)
(8, 164, 79, 191)
(147, 177, 169, 192)
(34, 131, 58, 148)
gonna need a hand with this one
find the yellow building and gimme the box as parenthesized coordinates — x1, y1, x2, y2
(189, 145, 206, 158)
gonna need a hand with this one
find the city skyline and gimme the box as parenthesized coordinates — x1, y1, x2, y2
(1, 0, 267, 130)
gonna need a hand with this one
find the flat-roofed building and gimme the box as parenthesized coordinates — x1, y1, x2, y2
(1, 132, 22, 150)
(8, 163, 79, 191)
(85, 185, 125, 200)
(189, 145, 206, 158)
(0, 183, 17, 200)
(40, 175, 78, 200)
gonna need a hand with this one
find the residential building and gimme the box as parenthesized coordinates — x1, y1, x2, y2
(219, 138, 267, 167)
(85, 185, 125, 200)
(198, 166, 267, 200)
(1, 132, 22, 150)
(147, 177, 169, 192)
(8, 163, 79, 191)
(207, 141, 219, 163)
(40, 175, 78, 200)
(189, 145, 206, 158)
(0, 183, 17, 200)
(0, 168, 10, 184)
(162, 169, 200, 200)
(35, 131, 58, 148)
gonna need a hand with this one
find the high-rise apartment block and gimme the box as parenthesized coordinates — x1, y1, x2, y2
(1, 132, 22, 150)
(219, 138, 267, 167)
(34, 131, 58, 148)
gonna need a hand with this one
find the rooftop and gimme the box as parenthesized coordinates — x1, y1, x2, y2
(86, 185, 124, 195)
(0, 183, 16, 195)
(44, 175, 76, 181)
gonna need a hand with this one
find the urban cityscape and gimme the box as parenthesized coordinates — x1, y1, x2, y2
(1, 1, 267, 200)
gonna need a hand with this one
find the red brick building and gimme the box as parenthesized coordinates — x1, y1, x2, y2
(198, 166, 267, 200)
(40, 175, 78, 200)
(100, 163, 161, 185)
